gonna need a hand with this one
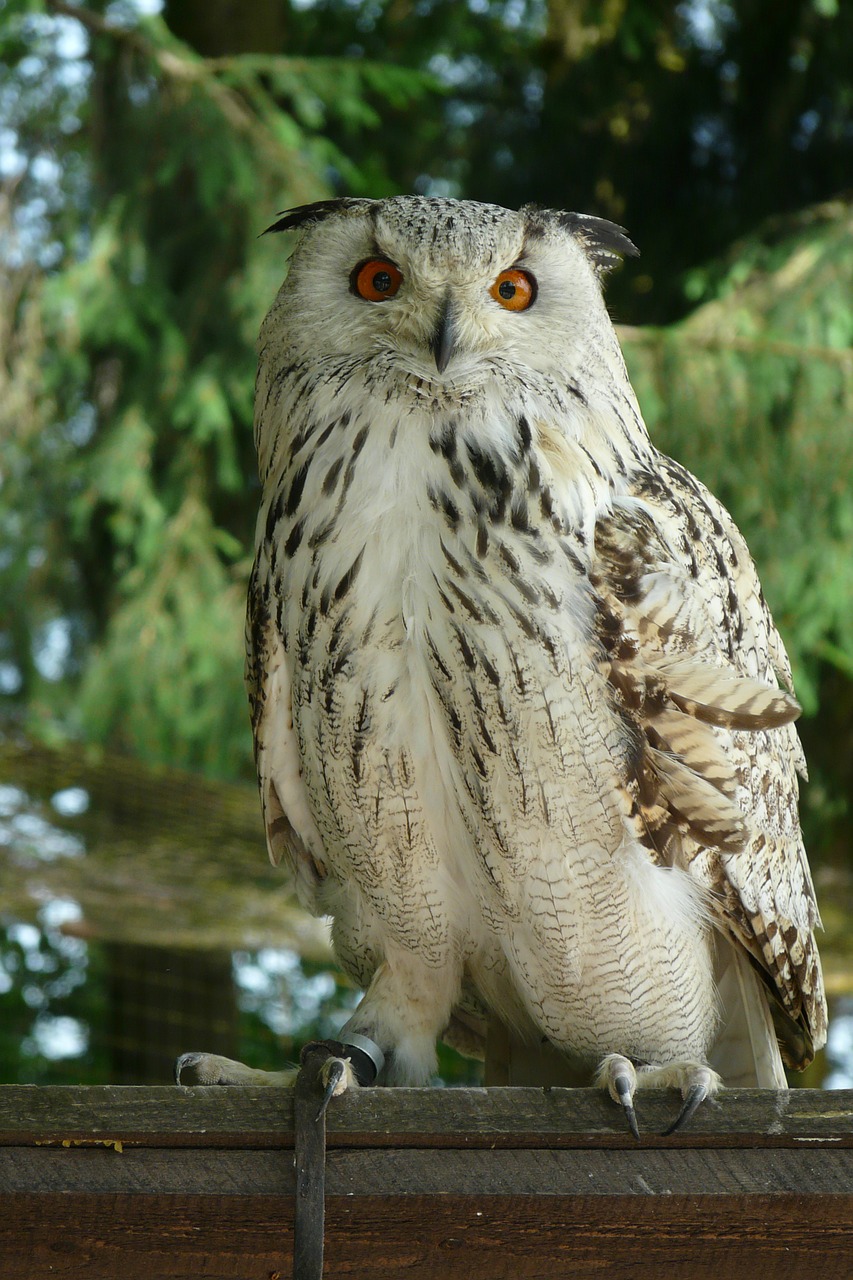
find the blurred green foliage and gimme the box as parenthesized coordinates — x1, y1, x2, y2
(0, 0, 851, 864)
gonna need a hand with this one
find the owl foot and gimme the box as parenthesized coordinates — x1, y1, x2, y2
(175, 1032, 385, 1100)
(596, 1055, 721, 1137)
(299, 1034, 385, 1119)
(174, 1051, 298, 1086)
(647, 1062, 722, 1135)
(315, 1054, 358, 1120)
(173, 1047, 357, 1113)
(595, 1054, 641, 1140)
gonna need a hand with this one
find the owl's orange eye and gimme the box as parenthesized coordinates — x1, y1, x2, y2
(489, 268, 537, 311)
(352, 258, 403, 302)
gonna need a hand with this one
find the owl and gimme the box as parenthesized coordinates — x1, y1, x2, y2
(180, 197, 826, 1134)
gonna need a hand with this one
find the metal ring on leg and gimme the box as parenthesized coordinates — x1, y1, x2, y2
(339, 1033, 385, 1085)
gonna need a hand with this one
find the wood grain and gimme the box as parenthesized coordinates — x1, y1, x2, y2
(2, 1191, 852, 1280)
(1, 1085, 851, 1280)
(1, 1084, 850, 1147)
(1, 1143, 851, 1195)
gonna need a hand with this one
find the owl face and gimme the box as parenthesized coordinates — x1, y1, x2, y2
(264, 197, 637, 389)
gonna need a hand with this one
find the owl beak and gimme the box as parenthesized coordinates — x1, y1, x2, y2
(429, 293, 457, 373)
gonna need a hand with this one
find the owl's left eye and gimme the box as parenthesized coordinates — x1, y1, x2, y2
(351, 258, 403, 302)
(489, 268, 537, 312)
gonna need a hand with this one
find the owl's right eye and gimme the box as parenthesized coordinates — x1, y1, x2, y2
(351, 259, 403, 302)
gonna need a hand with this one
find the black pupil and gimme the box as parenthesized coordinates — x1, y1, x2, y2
(498, 279, 516, 300)
(372, 270, 393, 293)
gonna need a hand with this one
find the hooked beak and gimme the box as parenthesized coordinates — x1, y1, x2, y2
(429, 293, 457, 373)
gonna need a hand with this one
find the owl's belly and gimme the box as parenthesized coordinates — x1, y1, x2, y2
(295, 594, 717, 1064)
(473, 843, 719, 1064)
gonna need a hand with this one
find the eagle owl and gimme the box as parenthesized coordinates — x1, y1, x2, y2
(184, 197, 827, 1131)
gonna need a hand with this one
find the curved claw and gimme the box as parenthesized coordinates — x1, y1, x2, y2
(614, 1072, 641, 1142)
(316, 1058, 347, 1121)
(174, 1052, 202, 1085)
(596, 1054, 642, 1141)
(662, 1082, 708, 1136)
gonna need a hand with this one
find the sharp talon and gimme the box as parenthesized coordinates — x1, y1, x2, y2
(662, 1082, 707, 1136)
(614, 1074, 641, 1141)
(316, 1058, 346, 1121)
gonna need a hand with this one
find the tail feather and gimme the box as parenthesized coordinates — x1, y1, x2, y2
(709, 938, 787, 1088)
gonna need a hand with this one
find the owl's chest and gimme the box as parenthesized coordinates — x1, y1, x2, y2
(277, 390, 598, 639)
(273, 401, 626, 877)
(279, 398, 595, 692)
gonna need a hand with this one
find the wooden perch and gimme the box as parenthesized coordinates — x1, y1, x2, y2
(0, 1085, 851, 1278)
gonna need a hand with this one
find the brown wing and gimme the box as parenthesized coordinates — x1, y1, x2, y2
(592, 454, 827, 1066)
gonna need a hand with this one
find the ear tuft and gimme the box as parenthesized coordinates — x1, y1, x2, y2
(263, 198, 375, 236)
(559, 213, 640, 273)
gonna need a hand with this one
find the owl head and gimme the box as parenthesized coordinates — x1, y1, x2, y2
(261, 197, 637, 387)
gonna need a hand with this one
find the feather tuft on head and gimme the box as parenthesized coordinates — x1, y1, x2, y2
(264, 198, 375, 236)
(560, 212, 639, 273)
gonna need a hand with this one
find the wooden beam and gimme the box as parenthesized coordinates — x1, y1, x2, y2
(2, 1083, 850, 1147)
(1, 1086, 851, 1279)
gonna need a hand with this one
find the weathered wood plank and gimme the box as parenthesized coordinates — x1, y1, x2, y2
(1, 1144, 852, 1196)
(1, 1084, 851, 1280)
(1, 1085, 851, 1148)
(2, 1191, 852, 1280)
